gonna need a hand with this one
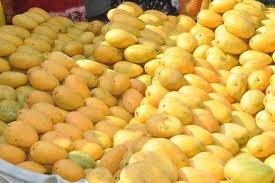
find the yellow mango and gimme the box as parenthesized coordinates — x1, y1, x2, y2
(205, 145, 233, 164)
(0, 71, 27, 88)
(94, 43, 123, 64)
(129, 151, 177, 181)
(182, 125, 214, 146)
(179, 167, 219, 183)
(111, 13, 145, 30)
(249, 32, 275, 53)
(206, 46, 238, 70)
(12, 14, 38, 30)
(177, 33, 198, 53)
(209, 0, 238, 13)
(197, 9, 223, 28)
(53, 85, 84, 111)
(0, 40, 16, 56)
(142, 138, 188, 168)
(47, 51, 77, 70)
(223, 10, 255, 39)
(105, 29, 137, 48)
(219, 123, 249, 145)
(113, 61, 143, 78)
(171, 135, 205, 158)
(212, 133, 239, 155)
(240, 90, 265, 115)
(124, 44, 158, 64)
(41, 60, 69, 82)
(247, 134, 275, 158)
(146, 113, 184, 138)
(190, 152, 225, 180)
(192, 108, 220, 132)
(117, 2, 143, 17)
(255, 110, 275, 131)
(27, 67, 59, 91)
(64, 75, 90, 99)
(226, 72, 248, 101)
(214, 25, 248, 54)
(184, 74, 212, 93)
(0, 144, 26, 164)
(17, 109, 53, 134)
(232, 111, 262, 138)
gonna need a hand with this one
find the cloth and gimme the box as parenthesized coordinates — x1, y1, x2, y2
(0, 160, 87, 183)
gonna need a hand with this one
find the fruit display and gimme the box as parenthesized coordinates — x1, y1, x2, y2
(0, 0, 275, 182)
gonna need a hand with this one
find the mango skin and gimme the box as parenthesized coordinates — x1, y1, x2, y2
(224, 154, 274, 183)
(68, 150, 95, 169)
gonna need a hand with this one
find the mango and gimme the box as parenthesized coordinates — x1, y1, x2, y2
(224, 154, 274, 183)
(27, 67, 59, 91)
(53, 85, 84, 111)
(68, 150, 95, 169)
(0, 144, 26, 164)
(4, 121, 38, 148)
(0, 100, 21, 122)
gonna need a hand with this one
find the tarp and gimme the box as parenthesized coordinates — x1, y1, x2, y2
(0, 160, 87, 183)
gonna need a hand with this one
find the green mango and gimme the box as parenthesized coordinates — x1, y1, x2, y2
(0, 120, 6, 135)
(0, 99, 21, 122)
(224, 154, 274, 183)
(0, 136, 6, 144)
(68, 150, 95, 169)
(16, 85, 34, 107)
(0, 85, 16, 101)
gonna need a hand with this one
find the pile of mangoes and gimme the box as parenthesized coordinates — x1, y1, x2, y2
(0, 0, 274, 182)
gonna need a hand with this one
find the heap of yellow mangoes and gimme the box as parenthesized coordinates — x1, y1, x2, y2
(0, 0, 275, 182)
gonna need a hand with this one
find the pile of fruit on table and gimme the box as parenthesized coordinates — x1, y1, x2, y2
(0, 0, 275, 182)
